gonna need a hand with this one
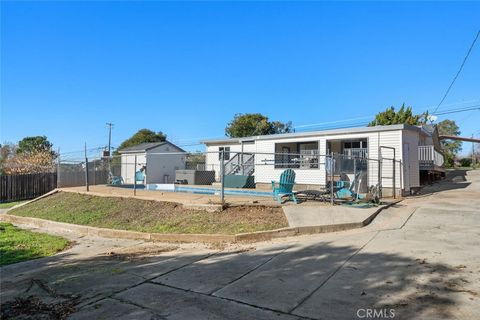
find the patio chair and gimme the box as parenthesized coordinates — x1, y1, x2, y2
(272, 169, 298, 204)
(109, 174, 124, 185)
(135, 170, 145, 184)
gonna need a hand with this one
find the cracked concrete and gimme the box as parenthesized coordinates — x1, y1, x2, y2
(1, 169, 479, 319)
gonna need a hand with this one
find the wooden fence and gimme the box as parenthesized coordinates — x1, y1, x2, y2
(0, 173, 57, 203)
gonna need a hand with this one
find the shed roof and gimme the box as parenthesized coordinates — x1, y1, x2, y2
(117, 141, 186, 154)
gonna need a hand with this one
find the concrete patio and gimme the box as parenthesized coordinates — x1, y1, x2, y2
(1, 169, 479, 319)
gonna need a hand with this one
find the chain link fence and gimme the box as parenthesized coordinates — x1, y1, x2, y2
(57, 150, 403, 205)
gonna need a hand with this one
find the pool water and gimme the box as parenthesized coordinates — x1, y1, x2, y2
(114, 184, 271, 197)
(175, 186, 271, 197)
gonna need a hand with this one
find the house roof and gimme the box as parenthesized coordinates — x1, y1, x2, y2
(201, 124, 424, 145)
(117, 141, 186, 154)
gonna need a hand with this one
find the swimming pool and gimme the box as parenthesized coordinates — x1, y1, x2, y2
(175, 186, 272, 197)
(114, 184, 272, 197)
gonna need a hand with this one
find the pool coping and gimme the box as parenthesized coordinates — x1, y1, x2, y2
(0, 199, 401, 244)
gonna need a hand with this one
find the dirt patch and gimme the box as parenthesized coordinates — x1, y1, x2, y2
(10, 192, 288, 234)
(1, 279, 80, 320)
(0, 296, 77, 320)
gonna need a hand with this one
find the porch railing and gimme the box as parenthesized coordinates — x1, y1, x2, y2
(418, 145, 444, 168)
(343, 148, 368, 158)
(225, 153, 255, 175)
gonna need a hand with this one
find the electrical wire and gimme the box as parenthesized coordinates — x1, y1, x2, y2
(431, 30, 480, 114)
(433, 105, 480, 115)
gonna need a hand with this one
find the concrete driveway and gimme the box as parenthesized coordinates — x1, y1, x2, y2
(1, 170, 479, 319)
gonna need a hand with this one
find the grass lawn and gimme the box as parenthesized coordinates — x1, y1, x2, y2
(0, 222, 70, 266)
(9, 192, 288, 234)
(0, 201, 25, 209)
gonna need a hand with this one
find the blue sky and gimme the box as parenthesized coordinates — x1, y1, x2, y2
(1, 1, 479, 157)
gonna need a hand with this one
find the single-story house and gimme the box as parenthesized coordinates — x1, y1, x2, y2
(201, 124, 444, 197)
(118, 141, 186, 184)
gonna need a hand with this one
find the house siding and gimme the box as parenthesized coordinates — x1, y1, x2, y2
(121, 153, 146, 184)
(206, 129, 407, 192)
(370, 130, 403, 190)
(402, 130, 420, 189)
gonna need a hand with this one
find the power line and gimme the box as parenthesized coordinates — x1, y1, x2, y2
(74, 103, 477, 152)
(293, 115, 373, 129)
(60, 146, 106, 155)
(420, 98, 480, 113)
(57, 102, 478, 154)
(433, 104, 480, 115)
(293, 100, 479, 132)
(432, 29, 480, 114)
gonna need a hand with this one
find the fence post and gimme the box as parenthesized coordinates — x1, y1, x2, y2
(399, 160, 403, 196)
(220, 150, 225, 207)
(92, 160, 96, 186)
(57, 155, 61, 189)
(134, 154, 137, 196)
(85, 158, 89, 192)
(392, 158, 396, 199)
(378, 158, 382, 201)
(330, 152, 334, 206)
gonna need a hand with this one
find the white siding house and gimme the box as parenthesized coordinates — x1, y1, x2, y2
(202, 124, 444, 196)
(118, 141, 186, 184)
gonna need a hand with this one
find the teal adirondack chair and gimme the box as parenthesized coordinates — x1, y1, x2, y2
(272, 169, 298, 204)
(110, 176, 123, 185)
(135, 170, 145, 184)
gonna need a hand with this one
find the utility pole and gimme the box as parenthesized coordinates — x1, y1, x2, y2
(106, 122, 114, 157)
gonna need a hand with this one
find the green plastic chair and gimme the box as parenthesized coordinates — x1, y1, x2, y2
(272, 169, 298, 204)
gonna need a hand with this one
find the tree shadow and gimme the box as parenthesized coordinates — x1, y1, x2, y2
(0, 238, 477, 320)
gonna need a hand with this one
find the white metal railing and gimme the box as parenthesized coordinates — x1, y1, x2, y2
(434, 149, 444, 167)
(418, 145, 434, 161)
(300, 149, 320, 155)
(418, 146, 444, 167)
(343, 148, 368, 158)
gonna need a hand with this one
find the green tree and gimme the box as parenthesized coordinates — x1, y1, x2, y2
(185, 152, 206, 169)
(117, 129, 167, 151)
(459, 158, 472, 167)
(437, 119, 462, 168)
(17, 136, 55, 155)
(0, 143, 16, 175)
(1, 141, 56, 175)
(369, 104, 428, 126)
(225, 113, 292, 138)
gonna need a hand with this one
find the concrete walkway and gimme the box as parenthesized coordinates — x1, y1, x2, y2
(1, 169, 479, 319)
(283, 203, 383, 227)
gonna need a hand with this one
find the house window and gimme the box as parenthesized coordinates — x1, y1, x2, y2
(274, 142, 319, 169)
(343, 139, 368, 158)
(219, 147, 230, 160)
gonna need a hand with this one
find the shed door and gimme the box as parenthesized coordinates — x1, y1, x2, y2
(403, 143, 410, 192)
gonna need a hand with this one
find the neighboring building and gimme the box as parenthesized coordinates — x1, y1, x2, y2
(118, 141, 186, 184)
(202, 124, 444, 197)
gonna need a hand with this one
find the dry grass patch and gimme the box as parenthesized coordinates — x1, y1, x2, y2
(10, 192, 288, 235)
